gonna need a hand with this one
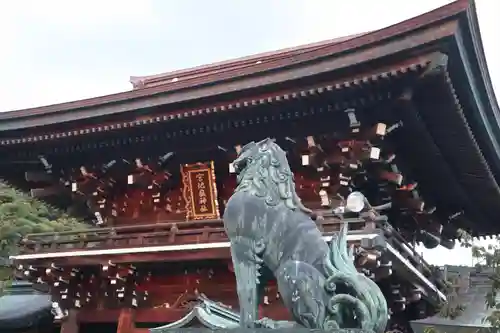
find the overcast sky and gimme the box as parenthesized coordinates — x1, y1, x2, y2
(0, 0, 497, 265)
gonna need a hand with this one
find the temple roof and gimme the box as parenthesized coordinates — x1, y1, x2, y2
(2, 0, 500, 236)
(0, 0, 490, 131)
(129, 33, 367, 89)
(0, 281, 52, 330)
(149, 295, 239, 332)
(149, 274, 495, 332)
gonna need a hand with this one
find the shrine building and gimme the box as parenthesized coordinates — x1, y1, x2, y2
(0, 1, 498, 332)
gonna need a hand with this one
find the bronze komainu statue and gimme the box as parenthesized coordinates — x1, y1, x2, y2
(223, 138, 388, 332)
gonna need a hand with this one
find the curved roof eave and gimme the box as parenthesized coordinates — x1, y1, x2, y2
(0, 0, 470, 131)
(149, 296, 240, 332)
(451, 1, 500, 182)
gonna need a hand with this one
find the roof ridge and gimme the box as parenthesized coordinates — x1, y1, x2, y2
(128, 0, 470, 90)
(129, 34, 366, 88)
(0, 0, 469, 118)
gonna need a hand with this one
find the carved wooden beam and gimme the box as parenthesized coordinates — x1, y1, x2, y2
(117, 308, 135, 333)
(394, 189, 425, 212)
(60, 310, 78, 333)
(24, 171, 55, 183)
(30, 184, 67, 198)
(336, 140, 381, 162)
(356, 123, 388, 140)
(379, 170, 403, 186)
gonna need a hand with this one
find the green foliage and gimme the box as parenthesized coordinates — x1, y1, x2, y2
(423, 326, 438, 333)
(467, 233, 500, 329)
(436, 274, 467, 320)
(429, 229, 470, 325)
(0, 181, 88, 292)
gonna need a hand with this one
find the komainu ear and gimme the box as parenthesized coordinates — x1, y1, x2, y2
(239, 141, 257, 156)
(257, 137, 275, 146)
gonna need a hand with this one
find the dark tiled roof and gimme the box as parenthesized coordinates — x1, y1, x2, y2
(0, 281, 52, 330)
(0, 0, 472, 122)
(129, 33, 367, 89)
(150, 295, 239, 332)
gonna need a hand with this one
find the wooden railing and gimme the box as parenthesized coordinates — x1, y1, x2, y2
(378, 223, 447, 290)
(19, 211, 440, 288)
(20, 215, 371, 254)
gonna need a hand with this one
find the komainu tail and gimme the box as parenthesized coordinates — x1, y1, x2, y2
(323, 224, 388, 333)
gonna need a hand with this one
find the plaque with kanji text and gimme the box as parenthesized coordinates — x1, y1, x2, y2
(181, 161, 220, 220)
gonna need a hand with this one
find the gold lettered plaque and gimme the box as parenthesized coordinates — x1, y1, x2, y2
(181, 161, 220, 220)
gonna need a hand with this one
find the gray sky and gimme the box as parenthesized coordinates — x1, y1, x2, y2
(0, 0, 497, 265)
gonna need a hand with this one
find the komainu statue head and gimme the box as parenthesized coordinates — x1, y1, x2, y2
(233, 138, 311, 214)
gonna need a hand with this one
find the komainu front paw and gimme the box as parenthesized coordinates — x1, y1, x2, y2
(254, 317, 276, 328)
(255, 318, 300, 329)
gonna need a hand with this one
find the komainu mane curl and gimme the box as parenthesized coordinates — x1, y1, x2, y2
(233, 138, 312, 215)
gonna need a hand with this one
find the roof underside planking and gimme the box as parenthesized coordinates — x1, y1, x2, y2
(1, 0, 500, 235)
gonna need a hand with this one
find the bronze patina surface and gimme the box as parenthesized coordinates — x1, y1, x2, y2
(222, 138, 388, 332)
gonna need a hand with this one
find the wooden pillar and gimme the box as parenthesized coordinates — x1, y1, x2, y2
(117, 308, 135, 333)
(60, 310, 79, 333)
